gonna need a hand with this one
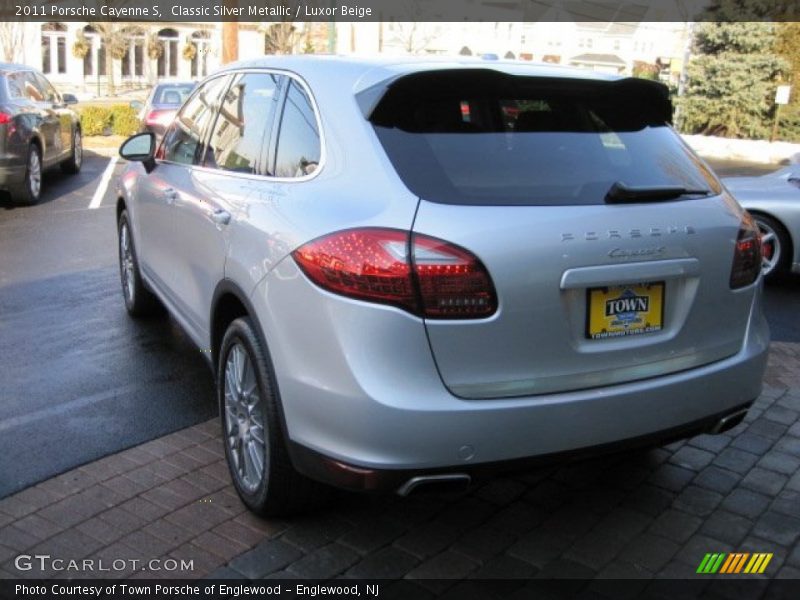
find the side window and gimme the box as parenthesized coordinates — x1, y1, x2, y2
(18, 72, 47, 102)
(205, 72, 280, 174)
(274, 80, 321, 178)
(161, 76, 228, 165)
(34, 73, 59, 103)
(6, 73, 25, 99)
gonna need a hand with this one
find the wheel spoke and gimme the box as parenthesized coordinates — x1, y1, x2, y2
(250, 424, 265, 445)
(240, 350, 250, 391)
(224, 402, 238, 425)
(233, 346, 245, 390)
(225, 364, 239, 404)
(245, 440, 264, 481)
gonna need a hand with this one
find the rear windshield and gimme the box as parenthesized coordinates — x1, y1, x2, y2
(154, 84, 196, 106)
(369, 70, 721, 206)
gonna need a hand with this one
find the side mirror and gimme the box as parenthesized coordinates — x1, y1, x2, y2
(129, 100, 144, 111)
(120, 132, 156, 173)
(62, 93, 78, 105)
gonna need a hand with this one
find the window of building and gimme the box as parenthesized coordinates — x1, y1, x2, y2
(41, 23, 67, 75)
(121, 28, 145, 78)
(82, 26, 105, 78)
(157, 28, 179, 78)
(190, 30, 211, 79)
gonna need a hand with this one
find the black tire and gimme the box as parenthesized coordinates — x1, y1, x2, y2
(60, 127, 82, 174)
(753, 213, 792, 282)
(11, 144, 42, 205)
(117, 210, 161, 316)
(218, 317, 330, 516)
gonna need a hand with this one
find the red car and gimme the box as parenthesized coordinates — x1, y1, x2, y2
(138, 82, 196, 140)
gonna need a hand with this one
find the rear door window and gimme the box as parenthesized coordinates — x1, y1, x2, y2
(369, 70, 721, 206)
(154, 84, 195, 105)
(161, 75, 229, 165)
(9, 72, 48, 103)
(33, 73, 59, 103)
(6, 73, 25, 99)
(273, 80, 321, 178)
(204, 72, 281, 175)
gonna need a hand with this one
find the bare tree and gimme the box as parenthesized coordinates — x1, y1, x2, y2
(258, 0, 324, 55)
(386, 0, 437, 55)
(388, 22, 437, 55)
(0, 22, 27, 63)
(261, 22, 300, 55)
(86, 22, 127, 95)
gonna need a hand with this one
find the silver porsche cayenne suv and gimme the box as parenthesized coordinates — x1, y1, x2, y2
(116, 56, 769, 515)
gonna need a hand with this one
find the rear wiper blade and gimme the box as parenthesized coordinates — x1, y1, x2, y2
(605, 181, 712, 204)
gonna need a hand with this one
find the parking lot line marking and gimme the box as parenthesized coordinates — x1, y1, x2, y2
(89, 156, 118, 209)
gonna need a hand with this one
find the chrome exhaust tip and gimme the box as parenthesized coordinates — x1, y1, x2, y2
(709, 408, 749, 435)
(396, 474, 472, 497)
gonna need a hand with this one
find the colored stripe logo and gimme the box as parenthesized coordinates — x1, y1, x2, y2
(697, 553, 773, 574)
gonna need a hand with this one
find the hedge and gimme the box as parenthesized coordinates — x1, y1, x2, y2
(78, 106, 113, 137)
(110, 104, 140, 137)
(78, 104, 140, 137)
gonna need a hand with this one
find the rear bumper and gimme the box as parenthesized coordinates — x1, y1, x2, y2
(0, 154, 27, 187)
(289, 402, 753, 492)
(252, 265, 769, 484)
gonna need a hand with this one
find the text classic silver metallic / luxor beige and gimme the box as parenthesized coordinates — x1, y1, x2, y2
(116, 56, 769, 515)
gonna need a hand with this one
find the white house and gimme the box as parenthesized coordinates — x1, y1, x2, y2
(1, 19, 689, 98)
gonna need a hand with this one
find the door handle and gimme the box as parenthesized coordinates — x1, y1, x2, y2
(210, 209, 231, 226)
(163, 188, 178, 204)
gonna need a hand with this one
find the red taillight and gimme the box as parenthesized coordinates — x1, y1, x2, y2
(145, 109, 175, 128)
(730, 212, 762, 289)
(0, 112, 11, 125)
(292, 228, 497, 319)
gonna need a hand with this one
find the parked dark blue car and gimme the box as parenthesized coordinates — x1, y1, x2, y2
(0, 62, 82, 205)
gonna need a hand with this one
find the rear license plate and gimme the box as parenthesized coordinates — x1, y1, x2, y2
(586, 282, 664, 340)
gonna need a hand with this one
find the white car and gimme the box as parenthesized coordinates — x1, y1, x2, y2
(724, 167, 800, 280)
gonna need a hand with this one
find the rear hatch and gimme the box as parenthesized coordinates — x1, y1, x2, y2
(369, 69, 759, 399)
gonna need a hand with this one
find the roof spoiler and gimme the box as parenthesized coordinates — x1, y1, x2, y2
(357, 69, 672, 126)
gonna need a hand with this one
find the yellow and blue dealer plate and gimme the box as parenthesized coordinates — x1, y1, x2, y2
(586, 282, 665, 340)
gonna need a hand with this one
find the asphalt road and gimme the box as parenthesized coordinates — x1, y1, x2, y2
(0, 153, 797, 499)
(0, 153, 215, 498)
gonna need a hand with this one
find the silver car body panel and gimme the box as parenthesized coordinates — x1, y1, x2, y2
(118, 55, 769, 473)
(249, 257, 767, 469)
(724, 167, 800, 274)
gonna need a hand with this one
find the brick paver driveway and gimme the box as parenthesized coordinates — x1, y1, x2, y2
(1, 342, 798, 589)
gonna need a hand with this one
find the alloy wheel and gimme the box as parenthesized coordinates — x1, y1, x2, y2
(28, 149, 41, 198)
(224, 343, 266, 492)
(74, 131, 82, 169)
(757, 219, 781, 277)
(119, 221, 135, 304)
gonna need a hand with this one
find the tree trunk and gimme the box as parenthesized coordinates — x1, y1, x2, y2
(222, 21, 238, 64)
(106, 52, 115, 96)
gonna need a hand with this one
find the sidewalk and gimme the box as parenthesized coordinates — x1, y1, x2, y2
(1, 342, 799, 583)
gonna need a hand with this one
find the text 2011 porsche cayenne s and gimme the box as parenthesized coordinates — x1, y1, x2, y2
(116, 56, 768, 515)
